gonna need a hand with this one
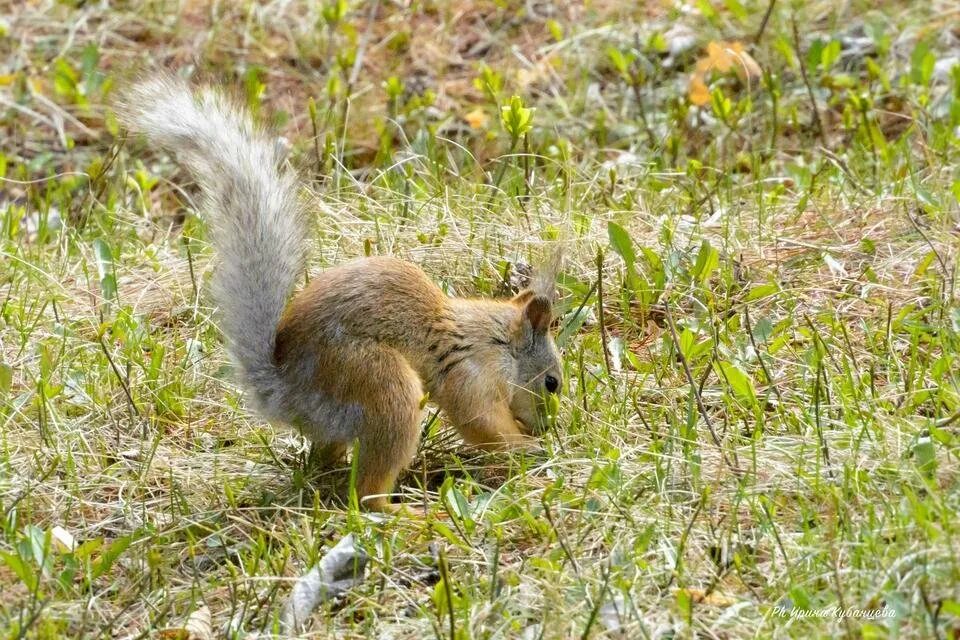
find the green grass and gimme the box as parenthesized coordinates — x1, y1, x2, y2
(2, 0, 960, 638)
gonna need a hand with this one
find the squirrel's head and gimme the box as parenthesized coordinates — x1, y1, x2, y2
(505, 257, 563, 436)
(507, 289, 563, 435)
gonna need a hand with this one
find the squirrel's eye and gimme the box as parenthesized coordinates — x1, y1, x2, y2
(544, 375, 559, 394)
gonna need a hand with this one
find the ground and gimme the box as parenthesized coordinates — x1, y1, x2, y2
(1, 0, 959, 638)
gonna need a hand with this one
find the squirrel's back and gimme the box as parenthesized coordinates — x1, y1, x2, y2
(118, 76, 306, 415)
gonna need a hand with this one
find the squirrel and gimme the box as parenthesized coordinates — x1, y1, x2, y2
(118, 76, 564, 511)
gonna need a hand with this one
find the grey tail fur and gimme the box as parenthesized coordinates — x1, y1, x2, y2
(117, 76, 307, 412)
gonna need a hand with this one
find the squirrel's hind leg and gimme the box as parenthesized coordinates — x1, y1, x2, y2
(302, 340, 425, 512)
(349, 350, 424, 512)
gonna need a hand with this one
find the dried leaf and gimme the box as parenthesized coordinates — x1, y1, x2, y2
(184, 606, 213, 640)
(707, 41, 735, 72)
(688, 74, 711, 106)
(688, 40, 763, 104)
(157, 605, 212, 640)
(463, 107, 489, 130)
(730, 50, 762, 83)
(675, 588, 737, 607)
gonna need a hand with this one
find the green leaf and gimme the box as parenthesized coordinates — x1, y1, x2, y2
(500, 95, 534, 140)
(746, 283, 779, 301)
(73, 538, 103, 561)
(820, 40, 842, 71)
(243, 66, 266, 114)
(717, 361, 757, 407)
(751, 316, 774, 343)
(1, 551, 38, 592)
(913, 434, 937, 477)
(694, 0, 717, 20)
(608, 336, 625, 371)
(0, 362, 12, 399)
(442, 481, 474, 532)
(92, 535, 133, 580)
(52, 58, 79, 99)
(676, 587, 693, 616)
(941, 600, 960, 617)
(692, 239, 719, 284)
(474, 64, 503, 102)
(557, 304, 592, 349)
(724, 0, 748, 21)
(429, 521, 469, 550)
(26, 525, 53, 577)
(546, 19, 563, 42)
(806, 39, 824, 72)
(913, 250, 937, 279)
(606, 47, 630, 76)
(607, 222, 636, 267)
(910, 40, 935, 86)
(321, 0, 348, 26)
(93, 238, 117, 301)
(383, 76, 403, 100)
(678, 328, 695, 360)
(639, 247, 666, 293)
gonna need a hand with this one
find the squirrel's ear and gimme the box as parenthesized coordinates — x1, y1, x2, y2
(511, 289, 535, 306)
(522, 294, 552, 334)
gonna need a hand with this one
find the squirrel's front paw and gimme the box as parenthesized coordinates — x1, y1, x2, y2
(366, 500, 428, 517)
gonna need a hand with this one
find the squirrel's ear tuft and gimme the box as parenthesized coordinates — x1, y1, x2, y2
(523, 294, 552, 334)
(531, 249, 563, 303)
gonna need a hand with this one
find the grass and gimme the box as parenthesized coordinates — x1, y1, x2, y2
(2, 0, 959, 638)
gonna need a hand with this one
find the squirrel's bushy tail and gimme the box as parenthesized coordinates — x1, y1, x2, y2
(119, 76, 306, 410)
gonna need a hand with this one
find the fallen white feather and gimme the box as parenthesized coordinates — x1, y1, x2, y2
(281, 533, 368, 633)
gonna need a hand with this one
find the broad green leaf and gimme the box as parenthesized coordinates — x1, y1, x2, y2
(806, 39, 825, 72)
(557, 304, 592, 348)
(1, 551, 38, 592)
(723, 0, 748, 21)
(678, 328, 695, 360)
(0, 362, 12, 398)
(910, 40, 935, 86)
(820, 40, 842, 71)
(746, 283, 779, 301)
(639, 247, 666, 292)
(93, 238, 117, 301)
(607, 222, 636, 266)
(913, 250, 937, 279)
(608, 336, 625, 372)
(913, 435, 936, 476)
(692, 239, 719, 284)
(717, 361, 757, 407)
